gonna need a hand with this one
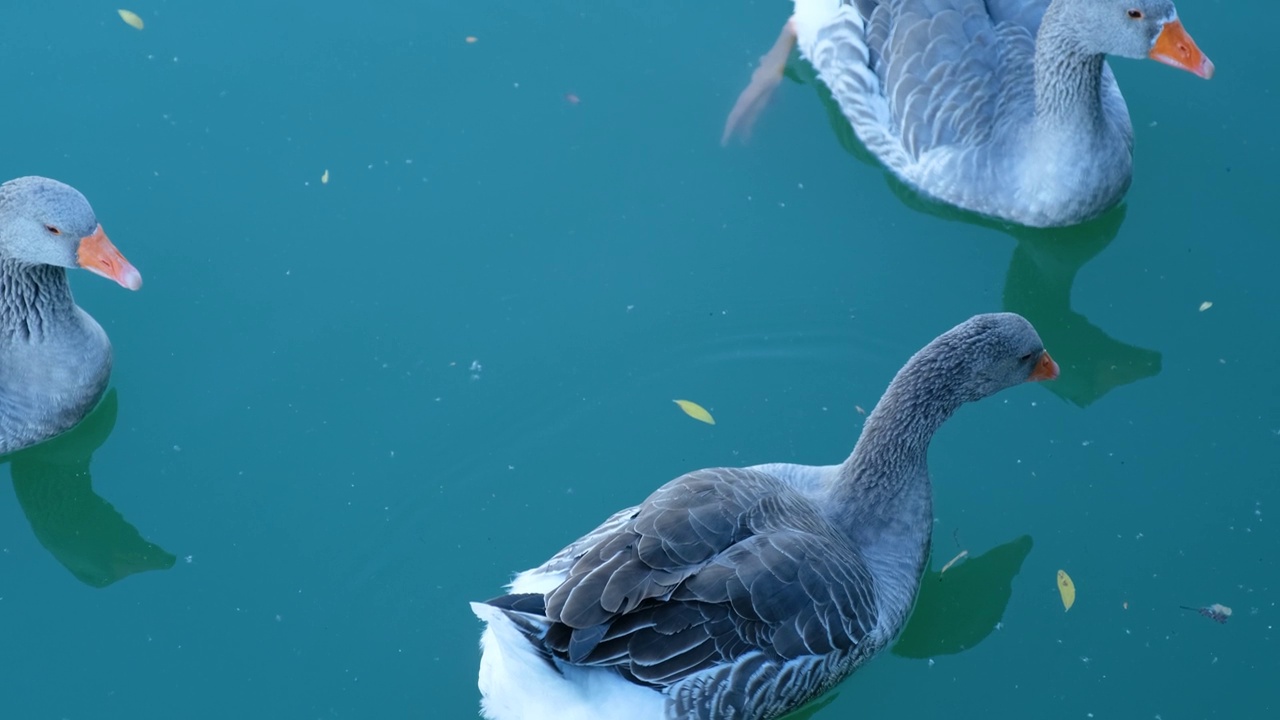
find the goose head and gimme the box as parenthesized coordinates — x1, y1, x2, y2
(0, 176, 141, 290)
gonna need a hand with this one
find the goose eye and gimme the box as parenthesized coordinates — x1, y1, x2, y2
(44, 224, 61, 235)
(1020, 352, 1035, 362)
(1127, 9, 1143, 19)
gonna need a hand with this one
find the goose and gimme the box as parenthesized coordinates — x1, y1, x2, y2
(471, 312, 1059, 720)
(0, 176, 140, 455)
(722, 0, 1214, 228)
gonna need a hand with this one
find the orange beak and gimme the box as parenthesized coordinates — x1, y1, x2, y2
(1149, 19, 1214, 79)
(1028, 351, 1059, 382)
(77, 225, 142, 290)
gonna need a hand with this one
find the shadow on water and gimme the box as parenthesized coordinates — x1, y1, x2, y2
(779, 63, 1162, 407)
(782, 536, 1034, 719)
(1, 389, 175, 588)
(892, 535, 1034, 659)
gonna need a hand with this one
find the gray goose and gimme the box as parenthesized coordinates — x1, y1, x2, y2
(472, 312, 1059, 720)
(723, 0, 1213, 228)
(0, 176, 140, 455)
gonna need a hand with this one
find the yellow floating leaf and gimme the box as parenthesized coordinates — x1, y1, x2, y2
(321, 169, 330, 184)
(117, 9, 144, 30)
(1057, 569, 1076, 611)
(673, 399, 715, 425)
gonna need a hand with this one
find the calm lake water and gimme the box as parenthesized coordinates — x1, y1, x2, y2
(2, 1, 1275, 718)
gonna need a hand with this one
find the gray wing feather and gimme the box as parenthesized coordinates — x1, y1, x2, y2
(805, 0, 1047, 174)
(497, 467, 880, 717)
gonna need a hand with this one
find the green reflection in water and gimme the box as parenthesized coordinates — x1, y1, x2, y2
(3, 389, 175, 588)
(893, 535, 1035, 659)
(780, 61, 1162, 408)
(782, 536, 1033, 718)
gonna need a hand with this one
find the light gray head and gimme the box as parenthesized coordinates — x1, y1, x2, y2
(915, 313, 1058, 404)
(0, 176, 141, 289)
(1058, 0, 1214, 77)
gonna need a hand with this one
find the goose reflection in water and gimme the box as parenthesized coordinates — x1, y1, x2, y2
(771, 535, 1035, 719)
(734, 60, 1162, 409)
(3, 389, 174, 588)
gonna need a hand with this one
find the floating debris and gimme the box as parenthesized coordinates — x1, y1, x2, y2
(117, 9, 144, 30)
(1057, 569, 1076, 611)
(321, 169, 330, 184)
(673, 399, 715, 425)
(465, 36, 478, 44)
(939, 549, 968, 576)
(564, 93, 581, 105)
(1181, 603, 1232, 624)
(1199, 301, 1213, 312)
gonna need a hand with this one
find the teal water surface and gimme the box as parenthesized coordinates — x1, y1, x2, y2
(1, 1, 1276, 718)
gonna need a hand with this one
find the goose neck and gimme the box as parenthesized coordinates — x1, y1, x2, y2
(1034, 7, 1107, 134)
(0, 259, 75, 340)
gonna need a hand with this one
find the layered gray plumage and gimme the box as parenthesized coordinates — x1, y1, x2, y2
(724, 0, 1213, 227)
(0, 176, 140, 455)
(474, 313, 1060, 720)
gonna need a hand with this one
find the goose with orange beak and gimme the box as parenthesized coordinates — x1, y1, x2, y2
(0, 176, 141, 454)
(1150, 16, 1214, 78)
(723, 0, 1215, 228)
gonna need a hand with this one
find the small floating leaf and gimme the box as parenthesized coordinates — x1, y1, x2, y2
(117, 9, 144, 30)
(1199, 301, 1213, 312)
(1057, 569, 1076, 611)
(673, 399, 715, 425)
(321, 169, 330, 184)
